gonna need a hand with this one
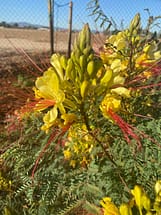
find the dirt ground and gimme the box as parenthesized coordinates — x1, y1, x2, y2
(0, 27, 74, 53)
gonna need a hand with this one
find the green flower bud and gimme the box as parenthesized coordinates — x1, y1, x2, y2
(129, 13, 140, 33)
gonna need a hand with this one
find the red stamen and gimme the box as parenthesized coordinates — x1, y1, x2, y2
(127, 59, 161, 86)
(34, 99, 56, 110)
(108, 109, 142, 149)
(108, 109, 161, 150)
(18, 99, 56, 118)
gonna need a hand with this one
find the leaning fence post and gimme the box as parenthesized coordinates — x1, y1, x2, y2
(67, 1, 73, 58)
(48, 0, 54, 55)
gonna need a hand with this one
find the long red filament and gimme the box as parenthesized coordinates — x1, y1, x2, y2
(108, 109, 142, 149)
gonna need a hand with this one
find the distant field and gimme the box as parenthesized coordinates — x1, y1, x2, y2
(0, 27, 71, 54)
(0, 27, 105, 54)
(0, 27, 105, 80)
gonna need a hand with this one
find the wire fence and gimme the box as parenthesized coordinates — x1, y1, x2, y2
(0, 0, 161, 57)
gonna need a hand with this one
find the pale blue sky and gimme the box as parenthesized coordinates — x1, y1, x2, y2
(0, 0, 161, 31)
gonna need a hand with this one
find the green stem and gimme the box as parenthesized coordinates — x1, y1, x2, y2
(129, 40, 134, 74)
(80, 101, 131, 193)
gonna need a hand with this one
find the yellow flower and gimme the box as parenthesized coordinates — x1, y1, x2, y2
(111, 59, 122, 74)
(154, 51, 161, 59)
(141, 194, 151, 211)
(100, 197, 120, 215)
(61, 113, 77, 126)
(100, 94, 121, 118)
(135, 41, 160, 67)
(80, 156, 89, 166)
(142, 71, 152, 79)
(143, 41, 160, 59)
(111, 87, 131, 98)
(33, 68, 66, 132)
(35, 68, 60, 100)
(63, 123, 96, 167)
(131, 185, 144, 212)
(70, 160, 76, 168)
(63, 149, 71, 159)
(135, 53, 148, 67)
(113, 76, 125, 85)
(41, 106, 58, 132)
(73, 145, 80, 154)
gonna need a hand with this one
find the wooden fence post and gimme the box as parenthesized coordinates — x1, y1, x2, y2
(48, 0, 54, 55)
(67, 1, 73, 58)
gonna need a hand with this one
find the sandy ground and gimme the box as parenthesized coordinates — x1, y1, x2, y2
(0, 27, 75, 80)
(0, 27, 72, 54)
(0, 27, 105, 54)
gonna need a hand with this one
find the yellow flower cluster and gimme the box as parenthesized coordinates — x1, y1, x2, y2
(29, 14, 160, 134)
(63, 123, 95, 168)
(99, 13, 160, 119)
(21, 15, 160, 167)
(100, 180, 161, 215)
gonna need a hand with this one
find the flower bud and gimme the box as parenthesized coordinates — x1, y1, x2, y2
(129, 13, 140, 33)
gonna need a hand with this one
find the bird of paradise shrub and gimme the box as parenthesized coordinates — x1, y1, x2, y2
(19, 13, 161, 172)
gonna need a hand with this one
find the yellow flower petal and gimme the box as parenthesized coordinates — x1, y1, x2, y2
(154, 51, 161, 60)
(100, 94, 121, 117)
(111, 87, 131, 98)
(111, 59, 121, 73)
(155, 180, 161, 195)
(63, 149, 71, 159)
(141, 194, 151, 211)
(35, 68, 61, 100)
(131, 185, 143, 210)
(113, 76, 125, 85)
(70, 160, 76, 168)
(100, 67, 113, 84)
(119, 203, 132, 215)
(100, 197, 120, 215)
(41, 106, 58, 132)
(61, 113, 77, 125)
